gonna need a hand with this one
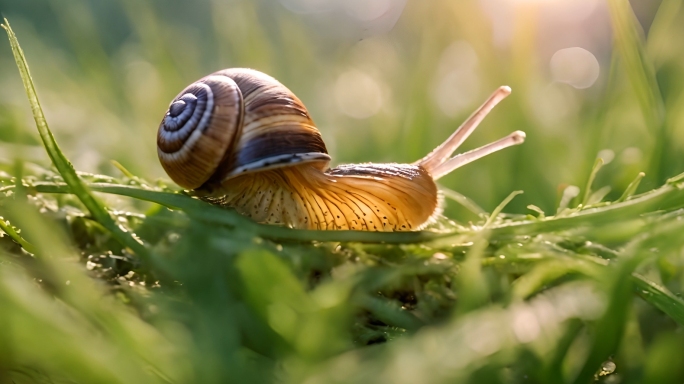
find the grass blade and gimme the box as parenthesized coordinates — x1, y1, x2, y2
(617, 171, 645, 202)
(488, 181, 684, 237)
(573, 218, 684, 383)
(439, 185, 486, 216)
(572, 259, 637, 384)
(0, 217, 36, 254)
(633, 273, 684, 326)
(2, 201, 186, 383)
(13, 177, 684, 244)
(455, 235, 489, 314)
(581, 158, 604, 206)
(27, 182, 447, 244)
(646, 0, 684, 60)
(1, 19, 149, 259)
(355, 295, 424, 331)
(606, 0, 664, 128)
(606, 0, 666, 179)
(483, 190, 523, 227)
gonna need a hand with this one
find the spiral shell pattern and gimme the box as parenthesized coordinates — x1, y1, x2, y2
(157, 68, 331, 190)
(157, 76, 243, 189)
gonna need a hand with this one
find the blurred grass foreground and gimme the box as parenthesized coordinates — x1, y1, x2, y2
(2, 0, 684, 383)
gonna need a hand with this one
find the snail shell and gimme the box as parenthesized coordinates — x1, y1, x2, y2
(157, 68, 524, 231)
(158, 69, 330, 189)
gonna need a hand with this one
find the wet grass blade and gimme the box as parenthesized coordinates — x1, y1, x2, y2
(573, 219, 684, 383)
(1, 19, 149, 259)
(633, 273, 684, 326)
(24, 182, 446, 243)
(572, 257, 638, 384)
(0, 217, 36, 254)
(15, 178, 684, 244)
(488, 181, 684, 237)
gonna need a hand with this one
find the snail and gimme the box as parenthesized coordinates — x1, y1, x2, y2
(157, 68, 524, 231)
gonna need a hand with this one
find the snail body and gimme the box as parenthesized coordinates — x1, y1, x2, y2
(157, 68, 524, 231)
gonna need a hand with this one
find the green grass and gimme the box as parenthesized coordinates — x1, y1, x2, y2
(2, 1, 684, 383)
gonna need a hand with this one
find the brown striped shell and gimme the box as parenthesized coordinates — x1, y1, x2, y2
(157, 68, 331, 190)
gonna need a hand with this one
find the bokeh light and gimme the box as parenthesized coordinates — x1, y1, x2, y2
(431, 41, 481, 117)
(334, 69, 384, 119)
(344, 0, 392, 22)
(277, 0, 407, 39)
(550, 47, 601, 89)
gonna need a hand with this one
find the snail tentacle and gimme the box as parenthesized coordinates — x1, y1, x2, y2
(430, 130, 526, 180)
(416, 86, 524, 177)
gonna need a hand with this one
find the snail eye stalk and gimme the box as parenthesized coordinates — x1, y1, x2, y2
(429, 131, 526, 180)
(417, 86, 525, 179)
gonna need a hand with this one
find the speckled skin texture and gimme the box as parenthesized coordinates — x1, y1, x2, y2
(200, 162, 439, 231)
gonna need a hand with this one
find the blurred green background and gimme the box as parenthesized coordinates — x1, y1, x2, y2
(3, 2, 684, 384)
(1, 0, 681, 222)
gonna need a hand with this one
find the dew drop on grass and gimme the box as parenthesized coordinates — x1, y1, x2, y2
(599, 360, 616, 376)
